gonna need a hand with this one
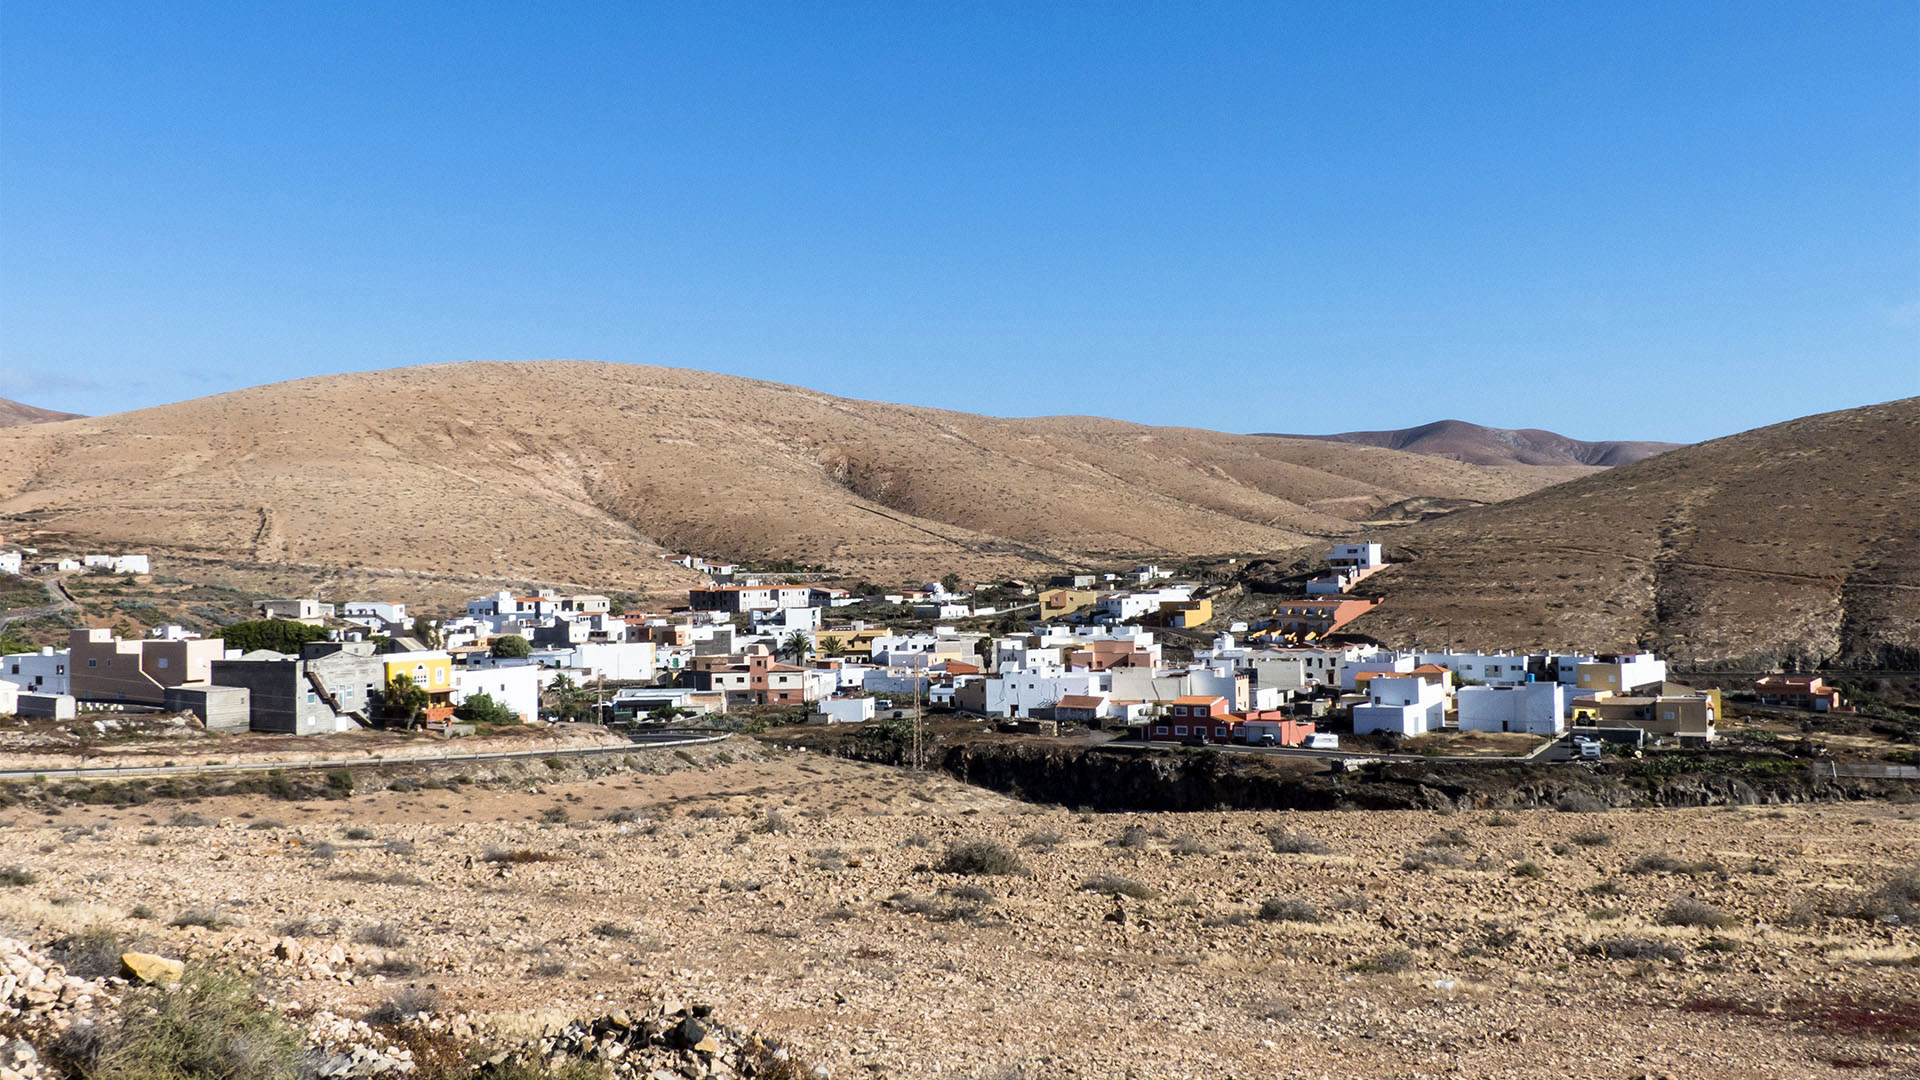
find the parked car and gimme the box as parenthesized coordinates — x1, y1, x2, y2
(1573, 736, 1603, 760)
(1180, 733, 1210, 747)
(1303, 733, 1340, 750)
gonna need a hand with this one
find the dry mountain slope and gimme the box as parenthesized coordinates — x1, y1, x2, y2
(1345, 397, 1920, 668)
(0, 361, 1587, 599)
(1272, 419, 1681, 467)
(0, 397, 82, 427)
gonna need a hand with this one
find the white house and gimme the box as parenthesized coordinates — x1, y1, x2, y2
(812, 697, 876, 725)
(1325, 543, 1385, 570)
(1457, 683, 1566, 735)
(0, 552, 21, 576)
(1351, 676, 1446, 736)
(982, 669, 1102, 718)
(1, 646, 69, 695)
(452, 665, 542, 724)
(1339, 654, 1416, 690)
(993, 638, 1063, 673)
(83, 554, 150, 575)
(1577, 654, 1668, 694)
(1417, 652, 1534, 687)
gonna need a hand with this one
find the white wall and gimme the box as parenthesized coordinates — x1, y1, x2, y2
(1, 648, 69, 695)
(1457, 683, 1565, 735)
(453, 666, 542, 723)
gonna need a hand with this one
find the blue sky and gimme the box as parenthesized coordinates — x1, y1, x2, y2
(2, 3, 1914, 442)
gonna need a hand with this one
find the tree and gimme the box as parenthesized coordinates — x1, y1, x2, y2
(454, 692, 516, 726)
(779, 632, 813, 664)
(381, 674, 429, 728)
(815, 635, 845, 659)
(546, 673, 592, 723)
(940, 572, 963, 594)
(410, 616, 443, 649)
(217, 620, 329, 655)
(490, 634, 532, 659)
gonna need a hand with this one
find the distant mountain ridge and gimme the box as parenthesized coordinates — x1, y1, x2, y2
(1267, 419, 1682, 468)
(0, 397, 82, 428)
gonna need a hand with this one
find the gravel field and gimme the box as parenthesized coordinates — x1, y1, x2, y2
(1, 746, 1915, 1079)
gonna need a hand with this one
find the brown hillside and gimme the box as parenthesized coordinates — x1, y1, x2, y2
(0, 396, 82, 427)
(1271, 418, 1681, 467)
(1344, 398, 1920, 668)
(0, 361, 1587, 601)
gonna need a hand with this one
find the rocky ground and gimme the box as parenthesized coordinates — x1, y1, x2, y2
(0, 742, 1915, 1079)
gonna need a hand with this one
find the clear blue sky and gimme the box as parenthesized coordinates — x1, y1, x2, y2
(2, 3, 1915, 442)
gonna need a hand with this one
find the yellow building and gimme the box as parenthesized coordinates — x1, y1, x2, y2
(380, 649, 455, 725)
(1039, 588, 1102, 618)
(1571, 684, 1720, 743)
(1156, 598, 1213, 629)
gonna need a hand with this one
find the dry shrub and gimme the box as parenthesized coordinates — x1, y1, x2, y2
(1080, 875, 1159, 900)
(1266, 829, 1329, 855)
(1660, 898, 1735, 929)
(939, 839, 1024, 876)
(1019, 829, 1064, 850)
(1257, 898, 1320, 923)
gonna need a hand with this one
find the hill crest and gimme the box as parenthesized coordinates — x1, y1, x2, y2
(1268, 418, 1681, 468)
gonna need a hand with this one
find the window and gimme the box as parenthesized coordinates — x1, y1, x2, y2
(156, 657, 169, 669)
(88, 658, 96, 668)
(1174, 725, 1189, 736)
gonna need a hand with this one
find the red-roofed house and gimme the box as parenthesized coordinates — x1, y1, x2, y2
(1754, 675, 1844, 713)
(1150, 695, 1234, 742)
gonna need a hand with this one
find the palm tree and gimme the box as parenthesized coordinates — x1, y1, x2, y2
(779, 632, 813, 664)
(815, 635, 845, 658)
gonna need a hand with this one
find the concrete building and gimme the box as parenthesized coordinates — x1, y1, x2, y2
(210, 641, 384, 735)
(1457, 683, 1566, 735)
(687, 585, 814, 614)
(0, 552, 20, 576)
(687, 647, 812, 707)
(258, 599, 334, 624)
(812, 697, 876, 725)
(163, 685, 252, 734)
(1755, 675, 1844, 712)
(1351, 676, 1446, 736)
(1571, 684, 1719, 743)
(68, 628, 225, 706)
(1267, 597, 1384, 640)
(2, 647, 69, 695)
(1576, 654, 1669, 695)
(82, 554, 150, 575)
(1325, 543, 1385, 570)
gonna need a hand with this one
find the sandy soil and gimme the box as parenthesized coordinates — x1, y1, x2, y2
(1, 747, 1916, 1079)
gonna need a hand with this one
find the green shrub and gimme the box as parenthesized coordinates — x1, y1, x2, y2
(325, 770, 355, 795)
(82, 967, 304, 1080)
(1569, 829, 1614, 847)
(0, 866, 36, 887)
(1510, 861, 1546, 880)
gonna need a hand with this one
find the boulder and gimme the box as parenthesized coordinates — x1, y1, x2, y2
(120, 952, 184, 985)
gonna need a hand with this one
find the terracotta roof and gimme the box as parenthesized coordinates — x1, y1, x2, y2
(1172, 694, 1227, 706)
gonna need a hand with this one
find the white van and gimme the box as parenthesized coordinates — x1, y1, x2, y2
(1303, 733, 1340, 751)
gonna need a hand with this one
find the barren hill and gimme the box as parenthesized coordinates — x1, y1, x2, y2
(1271, 419, 1681, 467)
(1343, 398, 1920, 668)
(0, 396, 81, 427)
(0, 361, 1588, 601)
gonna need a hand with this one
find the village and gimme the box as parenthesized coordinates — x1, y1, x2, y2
(0, 539, 1860, 763)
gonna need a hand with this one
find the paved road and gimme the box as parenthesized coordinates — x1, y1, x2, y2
(0, 729, 731, 782)
(0, 575, 77, 629)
